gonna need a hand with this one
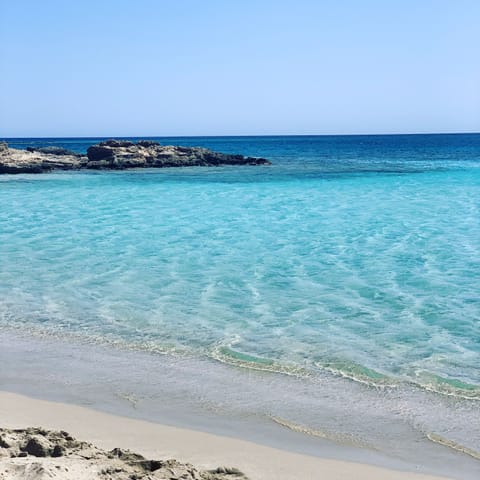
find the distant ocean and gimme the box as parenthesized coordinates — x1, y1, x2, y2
(1, 134, 479, 470)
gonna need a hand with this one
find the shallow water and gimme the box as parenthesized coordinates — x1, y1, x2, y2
(2, 330, 479, 479)
(1, 134, 480, 471)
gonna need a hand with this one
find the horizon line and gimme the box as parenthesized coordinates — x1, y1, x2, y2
(2, 131, 479, 140)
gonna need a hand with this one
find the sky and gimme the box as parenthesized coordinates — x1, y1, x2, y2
(0, 0, 479, 137)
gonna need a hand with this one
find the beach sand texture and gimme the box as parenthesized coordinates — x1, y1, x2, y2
(0, 392, 452, 480)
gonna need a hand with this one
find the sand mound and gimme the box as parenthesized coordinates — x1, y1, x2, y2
(0, 427, 248, 480)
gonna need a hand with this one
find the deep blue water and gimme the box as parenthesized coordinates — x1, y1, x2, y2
(1, 134, 480, 457)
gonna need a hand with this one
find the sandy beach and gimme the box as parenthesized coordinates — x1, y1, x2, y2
(2, 1, 479, 478)
(1, 329, 478, 480)
(0, 391, 456, 480)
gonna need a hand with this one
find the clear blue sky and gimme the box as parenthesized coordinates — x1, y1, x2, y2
(1, 0, 479, 137)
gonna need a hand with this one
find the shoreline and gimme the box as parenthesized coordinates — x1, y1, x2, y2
(1, 329, 479, 480)
(0, 391, 453, 480)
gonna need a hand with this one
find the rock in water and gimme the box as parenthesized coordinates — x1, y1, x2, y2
(0, 140, 270, 174)
(26, 146, 80, 156)
(85, 139, 271, 169)
(0, 143, 86, 173)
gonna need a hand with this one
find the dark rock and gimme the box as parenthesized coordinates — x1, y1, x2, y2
(0, 144, 86, 174)
(98, 139, 135, 148)
(0, 436, 10, 448)
(86, 145, 115, 163)
(26, 146, 79, 156)
(85, 140, 271, 170)
(0, 164, 49, 174)
(138, 459, 164, 472)
(137, 140, 160, 147)
(60, 430, 74, 441)
(109, 447, 145, 462)
(210, 466, 244, 475)
(22, 436, 51, 457)
(1, 139, 270, 174)
(51, 444, 66, 457)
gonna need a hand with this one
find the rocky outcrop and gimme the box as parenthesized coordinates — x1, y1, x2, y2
(0, 140, 270, 174)
(0, 142, 85, 173)
(0, 427, 248, 480)
(26, 146, 80, 156)
(85, 139, 270, 169)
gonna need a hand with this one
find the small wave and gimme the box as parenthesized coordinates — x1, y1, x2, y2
(4, 322, 480, 401)
(268, 415, 373, 449)
(212, 345, 480, 401)
(209, 338, 402, 390)
(426, 433, 480, 461)
(411, 370, 480, 401)
(210, 345, 310, 378)
(418, 383, 480, 401)
(115, 391, 142, 409)
(315, 360, 398, 389)
(0, 322, 187, 358)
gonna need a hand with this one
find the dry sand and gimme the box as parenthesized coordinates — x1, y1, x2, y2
(0, 391, 452, 480)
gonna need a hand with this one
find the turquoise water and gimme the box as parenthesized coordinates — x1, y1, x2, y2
(1, 135, 480, 459)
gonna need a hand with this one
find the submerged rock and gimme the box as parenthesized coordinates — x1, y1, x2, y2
(0, 140, 270, 174)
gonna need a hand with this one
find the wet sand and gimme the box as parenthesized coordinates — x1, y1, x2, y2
(0, 391, 455, 480)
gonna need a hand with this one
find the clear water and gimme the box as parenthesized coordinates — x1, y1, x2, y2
(1, 134, 480, 463)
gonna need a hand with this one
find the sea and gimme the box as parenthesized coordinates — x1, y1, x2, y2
(1, 134, 479, 477)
